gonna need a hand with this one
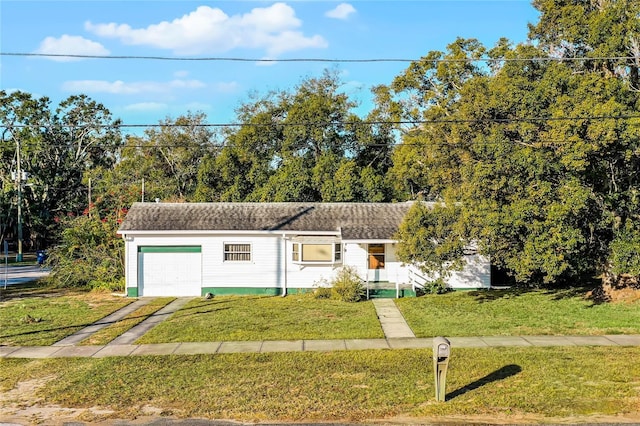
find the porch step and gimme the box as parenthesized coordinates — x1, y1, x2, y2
(365, 282, 416, 298)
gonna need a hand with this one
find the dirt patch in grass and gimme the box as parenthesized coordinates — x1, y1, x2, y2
(0, 374, 117, 425)
(594, 286, 640, 304)
(591, 274, 640, 304)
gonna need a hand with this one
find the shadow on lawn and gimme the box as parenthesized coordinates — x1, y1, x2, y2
(472, 282, 604, 306)
(446, 364, 522, 401)
(169, 296, 266, 318)
(0, 281, 69, 301)
(0, 311, 148, 342)
(471, 288, 532, 303)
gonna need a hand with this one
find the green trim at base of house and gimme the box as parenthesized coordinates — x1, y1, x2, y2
(451, 287, 488, 291)
(285, 288, 315, 295)
(201, 287, 283, 296)
(199, 287, 413, 297)
(127, 287, 138, 297)
(201, 287, 319, 297)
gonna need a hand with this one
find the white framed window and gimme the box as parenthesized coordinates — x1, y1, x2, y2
(224, 243, 252, 262)
(292, 242, 342, 264)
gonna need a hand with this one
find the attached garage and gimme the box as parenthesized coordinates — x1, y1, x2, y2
(137, 246, 202, 297)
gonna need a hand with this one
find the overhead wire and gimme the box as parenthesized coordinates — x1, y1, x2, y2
(3, 113, 640, 131)
(2, 52, 639, 150)
(2, 52, 638, 63)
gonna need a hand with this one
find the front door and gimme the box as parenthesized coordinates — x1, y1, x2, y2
(368, 243, 387, 282)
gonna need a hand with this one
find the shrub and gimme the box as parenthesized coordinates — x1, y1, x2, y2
(424, 277, 450, 294)
(312, 267, 366, 302)
(330, 266, 366, 302)
(46, 211, 124, 290)
(88, 278, 125, 292)
(313, 286, 333, 299)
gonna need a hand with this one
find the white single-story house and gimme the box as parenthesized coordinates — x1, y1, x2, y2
(117, 202, 491, 298)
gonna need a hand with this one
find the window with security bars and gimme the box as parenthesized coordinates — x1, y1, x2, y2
(224, 243, 251, 262)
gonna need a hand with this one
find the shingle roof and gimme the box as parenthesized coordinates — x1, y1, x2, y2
(118, 202, 416, 240)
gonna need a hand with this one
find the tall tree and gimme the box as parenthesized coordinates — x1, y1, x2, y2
(0, 91, 122, 248)
(93, 112, 217, 210)
(390, 5, 640, 285)
(195, 95, 285, 202)
(197, 70, 395, 203)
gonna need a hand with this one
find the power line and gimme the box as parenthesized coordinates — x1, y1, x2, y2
(1, 136, 637, 150)
(3, 114, 640, 131)
(2, 52, 638, 63)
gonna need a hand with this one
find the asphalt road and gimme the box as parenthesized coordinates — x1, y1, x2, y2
(1, 264, 50, 287)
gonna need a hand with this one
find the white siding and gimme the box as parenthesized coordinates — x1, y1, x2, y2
(407, 254, 492, 290)
(122, 234, 490, 295)
(447, 254, 491, 289)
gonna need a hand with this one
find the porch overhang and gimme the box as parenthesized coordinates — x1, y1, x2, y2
(341, 239, 397, 244)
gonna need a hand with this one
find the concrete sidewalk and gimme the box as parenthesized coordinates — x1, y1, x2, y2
(372, 299, 415, 338)
(2, 334, 640, 359)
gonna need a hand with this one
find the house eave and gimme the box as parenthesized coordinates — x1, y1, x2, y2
(118, 229, 341, 237)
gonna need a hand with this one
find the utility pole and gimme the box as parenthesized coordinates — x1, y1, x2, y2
(15, 138, 23, 262)
(88, 178, 92, 217)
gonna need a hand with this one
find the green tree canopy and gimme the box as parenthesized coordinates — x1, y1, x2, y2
(0, 91, 122, 248)
(197, 70, 395, 203)
(391, 2, 640, 286)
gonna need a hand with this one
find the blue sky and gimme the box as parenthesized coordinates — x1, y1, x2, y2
(2, 1, 540, 130)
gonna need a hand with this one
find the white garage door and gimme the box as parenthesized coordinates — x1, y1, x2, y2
(138, 246, 202, 297)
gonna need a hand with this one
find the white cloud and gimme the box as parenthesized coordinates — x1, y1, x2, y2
(61, 79, 205, 94)
(85, 3, 327, 57)
(124, 102, 167, 112)
(325, 3, 356, 20)
(34, 35, 109, 62)
(174, 70, 190, 78)
(214, 82, 240, 93)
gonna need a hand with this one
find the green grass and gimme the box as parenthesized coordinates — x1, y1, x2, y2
(396, 288, 640, 337)
(0, 283, 132, 346)
(79, 298, 175, 346)
(1, 347, 639, 422)
(137, 294, 384, 343)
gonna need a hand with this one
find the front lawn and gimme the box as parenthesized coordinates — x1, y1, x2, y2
(1, 347, 639, 423)
(0, 283, 132, 346)
(136, 294, 384, 343)
(396, 288, 640, 337)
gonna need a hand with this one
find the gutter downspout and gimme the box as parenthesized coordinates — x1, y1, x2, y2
(282, 234, 288, 297)
(122, 233, 129, 297)
(365, 243, 370, 300)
